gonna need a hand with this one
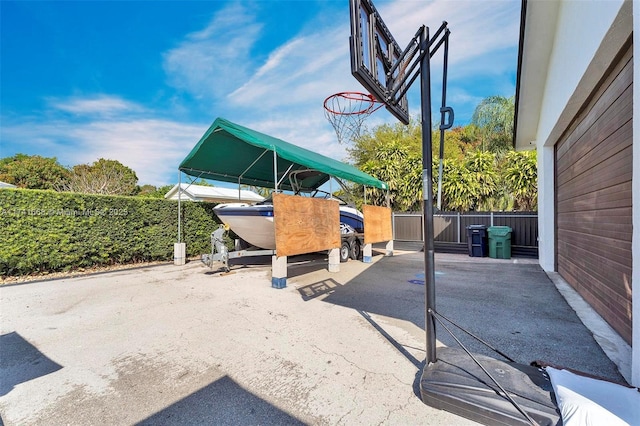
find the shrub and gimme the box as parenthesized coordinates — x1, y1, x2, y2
(0, 189, 221, 276)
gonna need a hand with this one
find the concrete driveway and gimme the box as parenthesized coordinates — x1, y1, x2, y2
(0, 245, 622, 425)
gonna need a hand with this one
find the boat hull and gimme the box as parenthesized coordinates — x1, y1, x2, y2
(213, 204, 276, 250)
(339, 206, 365, 233)
(213, 203, 364, 250)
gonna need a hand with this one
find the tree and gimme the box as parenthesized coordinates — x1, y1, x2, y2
(349, 119, 422, 165)
(136, 184, 174, 198)
(0, 154, 69, 190)
(439, 157, 479, 211)
(241, 185, 272, 199)
(464, 150, 498, 210)
(432, 125, 479, 162)
(347, 95, 537, 212)
(360, 144, 422, 211)
(137, 184, 159, 197)
(62, 158, 138, 195)
(502, 150, 537, 210)
(471, 95, 515, 153)
(195, 179, 214, 187)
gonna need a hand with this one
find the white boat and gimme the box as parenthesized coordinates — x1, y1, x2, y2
(213, 203, 277, 250)
(213, 169, 366, 250)
(213, 200, 364, 250)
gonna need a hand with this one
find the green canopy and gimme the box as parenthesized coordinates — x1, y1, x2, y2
(179, 117, 388, 191)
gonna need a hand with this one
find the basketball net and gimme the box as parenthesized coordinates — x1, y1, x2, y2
(324, 92, 383, 144)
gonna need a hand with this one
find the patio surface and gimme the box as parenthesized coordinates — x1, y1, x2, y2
(0, 244, 623, 425)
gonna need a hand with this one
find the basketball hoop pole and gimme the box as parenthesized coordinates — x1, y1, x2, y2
(348, 4, 562, 424)
(419, 26, 437, 365)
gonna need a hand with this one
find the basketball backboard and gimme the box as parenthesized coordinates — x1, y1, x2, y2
(349, 0, 410, 124)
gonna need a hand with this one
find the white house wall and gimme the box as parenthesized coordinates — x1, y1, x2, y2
(536, 0, 626, 149)
(537, 145, 555, 272)
(535, 1, 630, 272)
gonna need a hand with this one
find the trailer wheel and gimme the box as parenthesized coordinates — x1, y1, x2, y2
(349, 239, 361, 260)
(340, 240, 350, 263)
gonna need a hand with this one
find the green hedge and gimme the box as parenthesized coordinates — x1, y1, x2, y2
(0, 189, 222, 276)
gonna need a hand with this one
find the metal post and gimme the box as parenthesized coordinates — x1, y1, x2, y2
(420, 26, 437, 365)
(177, 171, 182, 243)
(392, 212, 396, 239)
(436, 31, 450, 211)
(273, 151, 278, 193)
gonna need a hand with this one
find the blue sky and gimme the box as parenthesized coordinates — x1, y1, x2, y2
(1, 0, 521, 187)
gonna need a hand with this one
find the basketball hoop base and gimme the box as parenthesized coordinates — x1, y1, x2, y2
(421, 347, 560, 426)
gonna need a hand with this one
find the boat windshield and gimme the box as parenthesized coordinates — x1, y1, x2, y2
(256, 169, 354, 206)
(257, 189, 348, 206)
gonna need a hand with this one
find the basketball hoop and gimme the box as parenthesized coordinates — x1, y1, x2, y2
(323, 91, 383, 144)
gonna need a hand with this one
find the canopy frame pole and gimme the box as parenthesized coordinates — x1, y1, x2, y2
(277, 164, 295, 189)
(178, 170, 204, 193)
(235, 148, 274, 200)
(180, 167, 269, 188)
(176, 170, 207, 244)
(238, 149, 271, 200)
(273, 150, 278, 193)
(178, 171, 181, 243)
(239, 149, 270, 181)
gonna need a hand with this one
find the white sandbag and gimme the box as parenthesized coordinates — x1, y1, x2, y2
(546, 367, 639, 426)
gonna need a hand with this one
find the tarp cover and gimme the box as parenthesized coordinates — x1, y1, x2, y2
(179, 117, 388, 191)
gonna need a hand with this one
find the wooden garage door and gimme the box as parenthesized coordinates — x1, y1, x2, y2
(555, 41, 633, 344)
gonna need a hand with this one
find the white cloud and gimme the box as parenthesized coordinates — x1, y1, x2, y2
(163, 2, 263, 99)
(1, 110, 206, 186)
(379, 0, 520, 69)
(67, 120, 205, 185)
(50, 95, 144, 116)
(228, 28, 352, 110)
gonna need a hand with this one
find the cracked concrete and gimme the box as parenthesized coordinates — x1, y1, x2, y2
(1, 245, 621, 425)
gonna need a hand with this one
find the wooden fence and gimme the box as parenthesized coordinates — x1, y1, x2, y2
(393, 212, 539, 257)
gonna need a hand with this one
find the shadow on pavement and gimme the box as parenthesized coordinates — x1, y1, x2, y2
(318, 249, 624, 383)
(137, 375, 304, 425)
(0, 332, 63, 396)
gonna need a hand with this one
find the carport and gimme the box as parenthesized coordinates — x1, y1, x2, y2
(175, 118, 394, 286)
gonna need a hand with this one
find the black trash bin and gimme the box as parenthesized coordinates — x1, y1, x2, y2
(466, 225, 488, 257)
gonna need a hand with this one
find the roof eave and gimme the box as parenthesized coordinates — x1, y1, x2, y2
(513, 0, 560, 151)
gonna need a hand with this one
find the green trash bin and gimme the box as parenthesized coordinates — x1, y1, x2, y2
(488, 226, 512, 259)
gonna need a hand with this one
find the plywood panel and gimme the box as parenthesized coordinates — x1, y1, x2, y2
(273, 193, 340, 257)
(363, 205, 392, 244)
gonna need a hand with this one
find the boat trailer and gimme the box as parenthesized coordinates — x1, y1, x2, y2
(201, 224, 275, 273)
(202, 223, 366, 273)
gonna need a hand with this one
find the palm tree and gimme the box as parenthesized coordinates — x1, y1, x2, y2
(503, 150, 537, 210)
(471, 95, 515, 153)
